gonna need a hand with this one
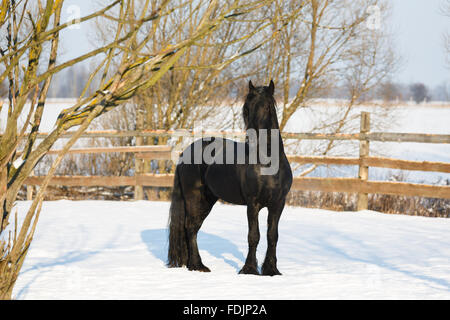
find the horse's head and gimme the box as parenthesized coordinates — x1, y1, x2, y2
(243, 80, 278, 130)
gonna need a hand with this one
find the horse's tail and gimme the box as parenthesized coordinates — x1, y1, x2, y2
(168, 165, 188, 267)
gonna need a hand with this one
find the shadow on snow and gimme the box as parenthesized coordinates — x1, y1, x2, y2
(140, 229, 246, 271)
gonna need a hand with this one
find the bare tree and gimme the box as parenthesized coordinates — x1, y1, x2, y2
(94, 0, 399, 180)
(409, 82, 430, 103)
(433, 82, 450, 101)
(92, 0, 302, 183)
(377, 81, 402, 102)
(257, 1, 395, 128)
(0, 0, 283, 299)
(246, 0, 398, 176)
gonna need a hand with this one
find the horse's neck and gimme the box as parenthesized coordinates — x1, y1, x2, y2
(272, 128, 287, 156)
(246, 120, 286, 156)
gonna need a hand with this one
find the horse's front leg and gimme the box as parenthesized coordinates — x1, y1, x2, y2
(261, 200, 285, 276)
(239, 202, 261, 275)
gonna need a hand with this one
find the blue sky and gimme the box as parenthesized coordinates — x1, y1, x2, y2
(391, 0, 449, 87)
(59, 0, 450, 88)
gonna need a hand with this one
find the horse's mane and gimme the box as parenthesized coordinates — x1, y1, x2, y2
(267, 95, 279, 130)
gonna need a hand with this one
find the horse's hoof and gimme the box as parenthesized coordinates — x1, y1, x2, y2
(239, 265, 260, 275)
(261, 265, 282, 276)
(188, 264, 211, 272)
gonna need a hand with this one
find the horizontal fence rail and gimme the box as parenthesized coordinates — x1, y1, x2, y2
(287, 156, 450, 173)
(24, 175, 450, 199)
(20, 112, 450, 208)
(11, 130, 450, 144)
(19, 145, 172, 156)
(22, 145, 450, 174)
(25, 174, 174, 187)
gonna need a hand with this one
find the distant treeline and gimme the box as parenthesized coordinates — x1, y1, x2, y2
(291, 79, 450, 103)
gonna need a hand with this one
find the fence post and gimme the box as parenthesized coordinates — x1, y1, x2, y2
(357, 112, 370, 211)
(134, 110, 145, 200)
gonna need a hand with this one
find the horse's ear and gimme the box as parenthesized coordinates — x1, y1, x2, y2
(268, 79, 275, 96)
(249, 80, 256, 92)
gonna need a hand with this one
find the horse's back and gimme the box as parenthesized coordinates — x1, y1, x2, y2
(176, 136, 292, 207)
(177, 137, 247, 205)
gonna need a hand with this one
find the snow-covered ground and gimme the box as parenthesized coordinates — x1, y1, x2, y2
(12, 200, 450, 300)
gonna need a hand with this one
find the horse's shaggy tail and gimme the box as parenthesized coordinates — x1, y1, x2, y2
(168, 166, 188, 267)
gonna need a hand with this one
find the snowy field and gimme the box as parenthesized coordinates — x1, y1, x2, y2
(12, 200, 450, 300)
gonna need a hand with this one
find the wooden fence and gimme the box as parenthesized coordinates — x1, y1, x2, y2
(23, 112, 450, 210)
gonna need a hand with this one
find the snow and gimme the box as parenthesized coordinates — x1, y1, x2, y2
(11, 200, 450, 300)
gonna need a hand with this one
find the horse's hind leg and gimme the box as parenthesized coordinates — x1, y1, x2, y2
(185, 193, 216, 272)
(239, 201, 261, 275)
(261, 200, 285, 276)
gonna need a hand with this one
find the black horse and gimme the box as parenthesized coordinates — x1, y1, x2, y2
(167, 80, 292, 276)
